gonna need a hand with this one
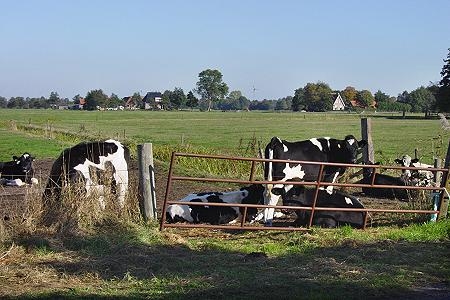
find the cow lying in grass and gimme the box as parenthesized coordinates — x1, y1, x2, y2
(394, 155, 435, 187)
(0, 153, 38, 186)
(166, 184, 265, 225)
(358, 162, 418, 201)
(283, 186, 367, 228)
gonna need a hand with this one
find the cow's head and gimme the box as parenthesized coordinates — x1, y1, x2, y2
(240, 184, 265, 220)
(13, 153, 35, 175)
(394, 155, 420, 178)
(394, 155, 420, 168)
(343, 135, 367, 163)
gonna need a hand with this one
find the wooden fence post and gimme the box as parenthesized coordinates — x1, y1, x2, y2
(431, 158, 442, 222)
(138, 143, 157, 221)
(438, 140, 450, 220)
(361, 118, 374, 163)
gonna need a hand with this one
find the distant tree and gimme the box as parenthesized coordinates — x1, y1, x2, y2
(341, 86, 358, 104)
(406, 86, 436, 114)
(109, 93, 122, 107)
(161, 90, 172, 109)
(186, 91, 198, 109)
(218, 90, 250, 110)
(249, 99, 275, 110)
(48, 91, 60, 107)
(7, 97, 26, 108)
(85, 89, 108, 110)
(275, 98, 288, 110)
(291, 88, 305, 111)
(374, 90, 390, 105)
(169, 87, 186, 109)
(27, 97, 44, 109)
(437, 48, 450, 112)
(73, 94, 82, 104)
(195, 69, 229, 111)
(0, 96, 7, 108)
(303, 82, 333, 111)
(356, 90, 375, 108)
(130, 92, 142, 108)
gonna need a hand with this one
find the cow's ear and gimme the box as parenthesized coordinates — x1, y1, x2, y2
(13, 156, 18, 160)
(411, 158, 419, 163)
(358, 140, 367, 148)
(394, 159, 402, 164)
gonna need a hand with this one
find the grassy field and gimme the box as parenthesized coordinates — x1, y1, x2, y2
(1, 109, 449, 299)
(0, 109, 449, 163)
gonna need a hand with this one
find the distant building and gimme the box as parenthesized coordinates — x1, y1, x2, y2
(142, 92, 163, 110)
(70, 97, 85, 110)
(123, 96, 137, 109)
(332, 93, 346, 111)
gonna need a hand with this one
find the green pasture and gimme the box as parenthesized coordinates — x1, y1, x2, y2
(1, 109, 450, 298)
(0, 109, 449, 164)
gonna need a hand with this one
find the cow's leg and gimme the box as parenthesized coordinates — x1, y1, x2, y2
(89, 184, 106, 210)
(263, 183, 283, 226)
(111, 159, 129, 208)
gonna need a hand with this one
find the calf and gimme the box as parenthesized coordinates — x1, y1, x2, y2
(262, 135, 367, 225)
(284, 187, 366, 228)
(0, 153, 38, 186)
(359, 163, 415, 200)
(166, 184, 265, 225)
(43, 139, 129, 209)
(394, 155, 435, 186)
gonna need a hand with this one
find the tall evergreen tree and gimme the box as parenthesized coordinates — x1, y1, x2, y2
(437, 48, 450, 112)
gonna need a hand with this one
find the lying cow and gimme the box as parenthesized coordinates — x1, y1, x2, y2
(262, 135, 367, 226)
(284, 187, 366, 228)
(166, 184, 265, 225)
(359, 162, 416, 201)
(43, 139, 130, 209)
(394, 155, 435, 186)
(0, 153, 38, 186)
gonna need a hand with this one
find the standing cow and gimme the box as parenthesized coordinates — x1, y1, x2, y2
(43, 139, 130, 210)
(262, 135, 366, 226)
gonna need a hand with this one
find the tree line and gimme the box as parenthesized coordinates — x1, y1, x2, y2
(2, 48, 449, 113)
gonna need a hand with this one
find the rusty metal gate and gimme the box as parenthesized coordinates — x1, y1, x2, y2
(159, 152, 449, 231)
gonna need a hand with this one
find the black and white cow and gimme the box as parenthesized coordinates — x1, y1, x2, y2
(0, 153, 38, 186)
(262, 135, 367, 225)
(394, 155, 435, 186)
(43, 139, 129, 209)
(359, 162, 415, 200)
(284, 187, 366, 228)
(166, 184, 265, 225)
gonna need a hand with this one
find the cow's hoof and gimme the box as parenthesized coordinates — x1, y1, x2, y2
(264, 221, 273, 227)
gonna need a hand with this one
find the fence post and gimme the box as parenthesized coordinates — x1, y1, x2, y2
(361, 118, 374, 163)
(431, 158, 442, 222)
(138, 143, 157, 221)
(438, 140, 450, 221)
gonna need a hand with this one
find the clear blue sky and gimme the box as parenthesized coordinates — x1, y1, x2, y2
(1, 0, 449, 100)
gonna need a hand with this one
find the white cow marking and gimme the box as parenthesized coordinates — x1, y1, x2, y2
(345, 197, 353, 205)
(283, 163, 306, 180)
(310, 138, 322, 151)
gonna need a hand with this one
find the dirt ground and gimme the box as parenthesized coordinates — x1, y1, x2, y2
(0, 158, 433, 229)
